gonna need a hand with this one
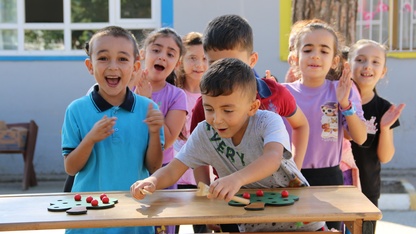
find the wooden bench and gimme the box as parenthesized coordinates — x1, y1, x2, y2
(0, 120, 38, 190)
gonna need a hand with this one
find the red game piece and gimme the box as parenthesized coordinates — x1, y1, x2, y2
(86, 196, 93, 203)
(256, 189, 264, 197)
(74, 194, 82, 201)
(242, 192, 250, 199)
(100, 193, 107, 201)
(102, 196, 110, 204)
(91, 199, 99, 206)
(281, 190, 289, 198)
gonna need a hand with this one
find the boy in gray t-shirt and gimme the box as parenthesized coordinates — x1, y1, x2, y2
(131, 58, 325, 232)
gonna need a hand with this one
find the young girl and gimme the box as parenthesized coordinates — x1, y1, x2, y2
(173, 32, 208, 188)
(282, 23, 367, 231)
(348, 39, 405, 233)
(133, 27, 187, 234)
(172, 31, 209, 234)
(62, 26, 164, 234)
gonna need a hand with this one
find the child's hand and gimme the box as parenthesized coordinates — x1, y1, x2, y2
(130, 180, 156, 200)
(134, 69, 152, 98)
(85, 115, 116, 143)
(336, 62, 353, 107)
(144, 103, 164, 133)
(207, 175, 242, 202)
(264, 70, 278, 82)
(380, 104, 405, 130)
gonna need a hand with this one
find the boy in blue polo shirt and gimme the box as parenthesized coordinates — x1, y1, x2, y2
(61, 26, 164, 234)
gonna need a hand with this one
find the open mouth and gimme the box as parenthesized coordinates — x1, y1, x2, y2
(154, 64, 165, 71)
(106, 77, 120, 87)
(361, 72, 373, 78)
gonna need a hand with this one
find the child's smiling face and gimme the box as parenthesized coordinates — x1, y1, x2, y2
(85, 35, 139, 105)
(350, 43, 387, 90)
(202, 87, 259, 146)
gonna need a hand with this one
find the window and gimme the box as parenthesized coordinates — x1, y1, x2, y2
(0, 0, 160, 56)
(357, 0, 416, 56)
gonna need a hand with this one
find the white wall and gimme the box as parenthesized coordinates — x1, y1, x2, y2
(0, 0, 414, 180)
(0, 61, 95, 178)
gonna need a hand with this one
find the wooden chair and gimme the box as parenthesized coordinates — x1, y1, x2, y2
(0, 120, 38, 190)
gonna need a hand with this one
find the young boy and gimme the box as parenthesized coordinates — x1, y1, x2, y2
(62, 26, 164, 234)
(131, 58, 325, 232)
(190, 14, 309, 170)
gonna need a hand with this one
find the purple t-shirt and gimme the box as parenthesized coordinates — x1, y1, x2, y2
(283, 79, 364, 169)
(152, 83, 187, 164)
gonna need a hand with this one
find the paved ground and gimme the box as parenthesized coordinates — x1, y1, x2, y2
(1, 169, 415, 233)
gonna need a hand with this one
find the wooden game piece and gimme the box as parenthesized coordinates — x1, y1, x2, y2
(66, 206, 87, 215)
(256, 189, 264, 197)
(196, 182, 250, 205)
(74, 194, 81, 201)
(244, 202, 266, 211)
(48, 196, 119, 215)
(100, 193, 107, 200)
(139, 188, 153, 195)
(86, 196, 93, 203)
(228, 191, 299, 209)
(91, 199, 99, 206)
(102, 196, 110, 203)
(242, 192, 250, 199)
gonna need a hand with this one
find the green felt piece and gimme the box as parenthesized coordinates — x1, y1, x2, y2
(228, 192, 299, 207)
(47, 196, 118, 212)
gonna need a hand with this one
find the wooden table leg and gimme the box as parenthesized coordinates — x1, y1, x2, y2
(344, 220, 373, 234)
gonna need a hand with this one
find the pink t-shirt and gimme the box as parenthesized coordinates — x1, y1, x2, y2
(152, 83, 187, 164)
(174, 90, 201, 185)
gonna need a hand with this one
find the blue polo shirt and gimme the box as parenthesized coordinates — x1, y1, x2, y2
(62, 85, 164, 193)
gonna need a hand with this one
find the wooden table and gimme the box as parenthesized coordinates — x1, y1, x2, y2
(0, 186, 381, 234)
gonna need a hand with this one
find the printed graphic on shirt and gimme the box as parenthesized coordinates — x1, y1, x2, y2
(206, 123, 246, 166)
(365, 116, 378, 134)
(320, 102, 338, 141)
(265, 99, 278, 113)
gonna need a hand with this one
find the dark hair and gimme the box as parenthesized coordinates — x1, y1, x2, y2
(85, 26, 139, 59)
(200, 58, 256, 99)
(176, 32, 204, 89)
(140, 27, 185, 85)
(203, 14, 253, 53)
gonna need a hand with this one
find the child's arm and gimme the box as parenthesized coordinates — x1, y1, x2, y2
(143, 103, 164, 173)
(284, 106, 309, 169)
(130, 158, 189, 200)
(207, 142, 283, 203)
(377, 104, 405, 163)
(163, 109, 187, 149)
(193, 166, 212, 185)
(64, 115, 116, 176)
(337, 63, 367, 145)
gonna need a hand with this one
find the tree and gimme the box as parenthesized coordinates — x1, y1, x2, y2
(292, 0, 357, 46)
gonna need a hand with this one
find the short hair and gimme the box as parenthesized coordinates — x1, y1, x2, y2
(200, 58, 256, 99)
(203, 14, 253, 53)
(85, 26, 139, 59)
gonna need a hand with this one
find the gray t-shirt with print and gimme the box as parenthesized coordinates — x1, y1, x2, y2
(176, 110, 325, 232)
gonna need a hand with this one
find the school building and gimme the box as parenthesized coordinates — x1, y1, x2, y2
(0, 0, 414, 179)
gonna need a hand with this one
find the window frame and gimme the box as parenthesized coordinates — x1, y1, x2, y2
(0, 0, 165, 59)
(279, 0, 416, 61)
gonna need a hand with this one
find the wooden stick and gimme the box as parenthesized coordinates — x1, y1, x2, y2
(196, 182, 250, 205)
